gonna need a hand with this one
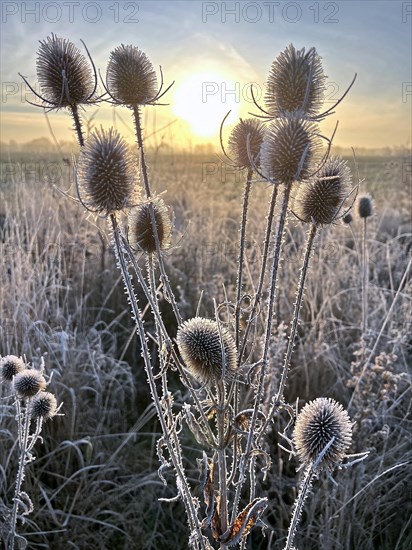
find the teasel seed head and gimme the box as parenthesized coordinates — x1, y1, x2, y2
(0, 355, 25, 382)
(293, 397, 352, 471)
(128, 198, 172, 254)
(260, 116, 321, 185)
(77, 127, 138, 215)
(106, 44, 158, 106)
(31, 391, 58, 420)
(295, 156, 352, 225)
(357, 194, 373, 219)
(13, 369, 47, 399)
(343, 212, 353, 224)
(265, 44, 325, 118)
(36, 33, 94, 108)
(176, 317, 238, 386)
(228, 118, 266, 170)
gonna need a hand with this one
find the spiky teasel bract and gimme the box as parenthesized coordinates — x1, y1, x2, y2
(0, 355, 25, 382)
(77, 127, 139, 215)
(260, 116, 321, 185)
(295, 156, 352, 225)
(35, 33, 95, 108)
(265, 44, 325, 118)
(128, 198, 172, 254)
(228, 118, 265, 170)
(106, 44, 158, 106)
(357, 194, 373, 219)
(176, 317, 238, 386)
(293, 397, 352, 471)
(31, 392, 58, 420)
(13, 369, 47, 399)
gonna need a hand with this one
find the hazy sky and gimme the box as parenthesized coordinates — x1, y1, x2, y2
(1, 0, 411, 149)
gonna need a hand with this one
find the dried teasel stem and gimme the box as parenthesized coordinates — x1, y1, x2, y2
(121, 233, 215, 442)
(283, 460, 316, 550)
(132, 105, 182, 325)
(277, 224, 318, 403)
(110, 215, 206, 549)
(216, 381, 229, 544)
(146, 253, 191, 516)
(238, 183, 279, 362)
(7, 399, 33, 550)
(357, 195, 373, 338)
(233, 183, 292, 520)
(71, 103, 85, 147)
(235, 168, 253, 349)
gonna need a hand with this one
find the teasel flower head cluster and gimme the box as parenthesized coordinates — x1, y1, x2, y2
(176, 317, 238, 386)
(294, 156, 352, 225)
(31, 391, 58, 420)
(105, 44, 161, 106)
(76, 127, 139, 216)
(13, 369, 47, 399)
(260, 115, 321, 185)
(20, 33, 97, 111)
(1, 355, 59, 420)
(128, 197, 172, 254)
(0, 355, 25, 382)
(293, 397, 352, 471)
(357, 194, 374, 219)
(227, 118, 266, 170)
(265, 44, 326, 119)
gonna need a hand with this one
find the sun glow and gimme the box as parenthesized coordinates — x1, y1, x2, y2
(173, 72, 240, 138)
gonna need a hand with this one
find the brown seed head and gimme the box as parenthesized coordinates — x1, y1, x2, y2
(176, 317, 238, 386)
(0, 355, 25, 382)
(77, 127, 138, 215)
(357, 194, 373, 219)
(106, 44, 158, 106)
(265, 44, 325, 118)
(260, 116, 321, 185)
(295, 156, 352, 225)
(36, 33, 94, 108)
(13, 369, 47, 399)
(128, 198, 172, 254)
(31, 391, 58, 420)
(228, 118, 266, 170)
(343, 212, 353, 224)
(293, 397, 352, 471)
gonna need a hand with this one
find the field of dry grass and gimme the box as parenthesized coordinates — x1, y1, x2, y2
(1, 146, 411, 549)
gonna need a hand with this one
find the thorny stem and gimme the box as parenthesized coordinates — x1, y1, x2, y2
(217, 382, 228, 546)
(7, 400, 32, 550)
(284, 464, 315, 550)
(132, 104, 182, 326)
(70, 104, 84, 147)
(110, 215, 206, 550)
(235, 169, 253, 349)
(147, 254, 190, 501)
(124, 236, 215, 442)
(277, 224, 318, 403)
(361, 217, 368, 338)
(232, 183, 290, 521)
(239, 184, 279, 362)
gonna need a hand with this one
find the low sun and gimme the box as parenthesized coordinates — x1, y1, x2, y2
(173, 72, 240, 138)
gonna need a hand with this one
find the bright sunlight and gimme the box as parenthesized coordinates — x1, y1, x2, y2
(173, 72, 240, 138)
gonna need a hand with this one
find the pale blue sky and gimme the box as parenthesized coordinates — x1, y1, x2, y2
(1, 0, 411, 148)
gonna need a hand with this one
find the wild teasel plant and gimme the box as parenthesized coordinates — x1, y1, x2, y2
(19, 36, 368, 549)
(19, 33, 98, 146)
(282, 398, 367, 550)
(357, 194, 374, 338)
(0, 355, 60, 550)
